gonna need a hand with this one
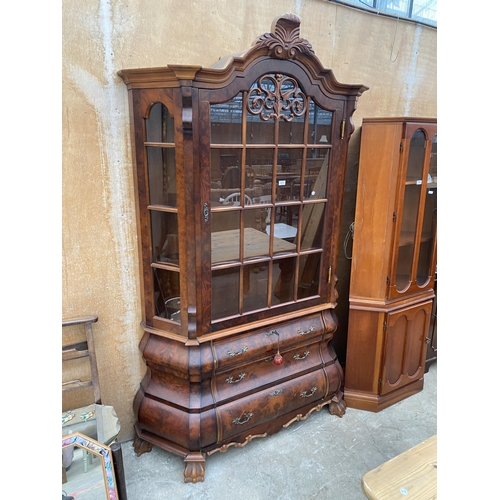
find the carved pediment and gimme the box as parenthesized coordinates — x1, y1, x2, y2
(254, 13, 314, 60)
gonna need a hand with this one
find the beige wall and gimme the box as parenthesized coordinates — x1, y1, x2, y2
(62, 0, 436, 440)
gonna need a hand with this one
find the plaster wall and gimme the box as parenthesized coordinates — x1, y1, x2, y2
(62, 0, 436, 440)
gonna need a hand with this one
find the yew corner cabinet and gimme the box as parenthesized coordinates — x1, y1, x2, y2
(118, 14, 367, 482)
(345, 118, 437, 412)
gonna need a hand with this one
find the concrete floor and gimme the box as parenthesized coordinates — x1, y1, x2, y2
(118, 362, 437, 500)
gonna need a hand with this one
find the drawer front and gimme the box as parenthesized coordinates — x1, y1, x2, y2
(212, 313, 326, 372)
(212, 340, 329, 404)
(215, 368, 330, 442)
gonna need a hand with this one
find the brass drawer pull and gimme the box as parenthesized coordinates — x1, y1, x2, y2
(225, 373, 246, 384)
(300, 387, 317, 398)
(232, 412, 253, 425)
(293, 351, 310, 361)
(269, 389, 283, 397)
(297, 326, 315, 335)
(227, 345, 249, 357)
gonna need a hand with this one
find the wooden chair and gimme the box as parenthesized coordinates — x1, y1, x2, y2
(62, 315, 103, 473)
(222, 192, 253, 206)
(62, 316, 128, 499)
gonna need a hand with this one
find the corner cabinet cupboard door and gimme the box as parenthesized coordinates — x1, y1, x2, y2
(389, 121, 437, 299)
(379, 300, 432, 396)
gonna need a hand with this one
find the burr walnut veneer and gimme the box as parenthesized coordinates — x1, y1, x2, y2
(119, 14, 367, 482)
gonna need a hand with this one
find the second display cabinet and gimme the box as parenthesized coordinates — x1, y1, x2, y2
(119, 14, 367, 482)
(345, 117, 437, 412)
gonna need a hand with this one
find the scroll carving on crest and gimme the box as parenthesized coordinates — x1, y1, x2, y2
(255, 13, 314, 60)
(247, 73, 306, 122)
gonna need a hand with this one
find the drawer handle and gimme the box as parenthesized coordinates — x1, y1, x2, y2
(225, 373, 246, 384)
(300, 387, 317, 398)
(269, 389, 283, 397)
(297, 326, 315, 335)
(232, 412, 253, 425)
(293, 351, 310, 361)
(227, 345, 249, 357)
(266, 329, 280, 337)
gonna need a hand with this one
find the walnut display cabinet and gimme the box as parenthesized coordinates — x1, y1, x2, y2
(345, 118, 437, 412)
(118, 14, 367, 482)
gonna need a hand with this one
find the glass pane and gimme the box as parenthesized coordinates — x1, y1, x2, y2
(277, 109, 305, 145)
(153, 268, 180, 321)
(211, 222, 240, 264)
(298, 253, 321, 299)
(212, 268, 240, 320)
(272, 257, 296, 305)
(243, 217, 270, 261)
(303, 149, 328, 200)
(417, 135, 437, 287)
(242, 262, 269, 313)
(210, 93, 243, 144)
(147, 147, 177, 206)
(416, 186, 437, 286)
(429, 134, 437, 183)
(406, 130, 426, 181)
(146, 103, 174, 143)
(151, 210, 179, 265)
(308, 101, 332, 146)
(395, 129, 426, 291)
(276, 148, 302, 202)
(211, 148, 242, 191)
(301, 203, 325, 251)
(246, 74, 306, 144)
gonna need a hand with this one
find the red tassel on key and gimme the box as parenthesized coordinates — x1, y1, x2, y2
(273, 350, 283, 366)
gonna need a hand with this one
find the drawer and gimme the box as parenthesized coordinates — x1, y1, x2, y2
(215, 367, 334, 442)
(212, 340, 330, 404)
(212, 312, 326, 372)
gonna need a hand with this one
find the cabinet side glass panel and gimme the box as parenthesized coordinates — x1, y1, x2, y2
(151, 210, 179, 265)
(145, 103, 180, 324)
(146, 103, 177, 207)
(153, 268, 181, 321)
(396, 129, 425, 292)
(416, 134, 437, 286)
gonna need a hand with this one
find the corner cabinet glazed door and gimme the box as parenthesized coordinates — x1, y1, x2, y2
(379, 300, 433, 396)
(200, 75, 344, 333)
(390, 123, 437, 299)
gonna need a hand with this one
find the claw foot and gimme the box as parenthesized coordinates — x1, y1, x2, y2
(329, 398, 346, 417)
(133, 435, 153, 456)
(184, 452, 206, 483)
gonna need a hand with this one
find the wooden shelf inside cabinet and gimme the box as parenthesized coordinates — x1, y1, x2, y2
(345, 118, 436, 412)
(119, 13, 367, 482)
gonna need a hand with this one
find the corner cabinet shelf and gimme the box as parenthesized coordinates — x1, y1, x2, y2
(119, 14, 367, 482)
(345, 117, 437, 412)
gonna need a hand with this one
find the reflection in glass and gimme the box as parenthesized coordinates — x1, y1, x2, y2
(395, 129, 426, 291)
(417, 134, 437, 286)
(272, 257, 296, 305)
(62, 432, 118, 500)
(153, 268, 181, 321)
(212, 267, 240, 320)
(243, 262, 269, 313)
(298, 253, 321, 299)
(146, 102, 174, 143)
(303, 149, 329, 200)
(301, 203, 325, 251)
(308, 101, 332, 146)
(211, 148, 242, 190)
(147, 147, 177, 206)
(151, 210, 179, 264)
(211, 94, 243, 144)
